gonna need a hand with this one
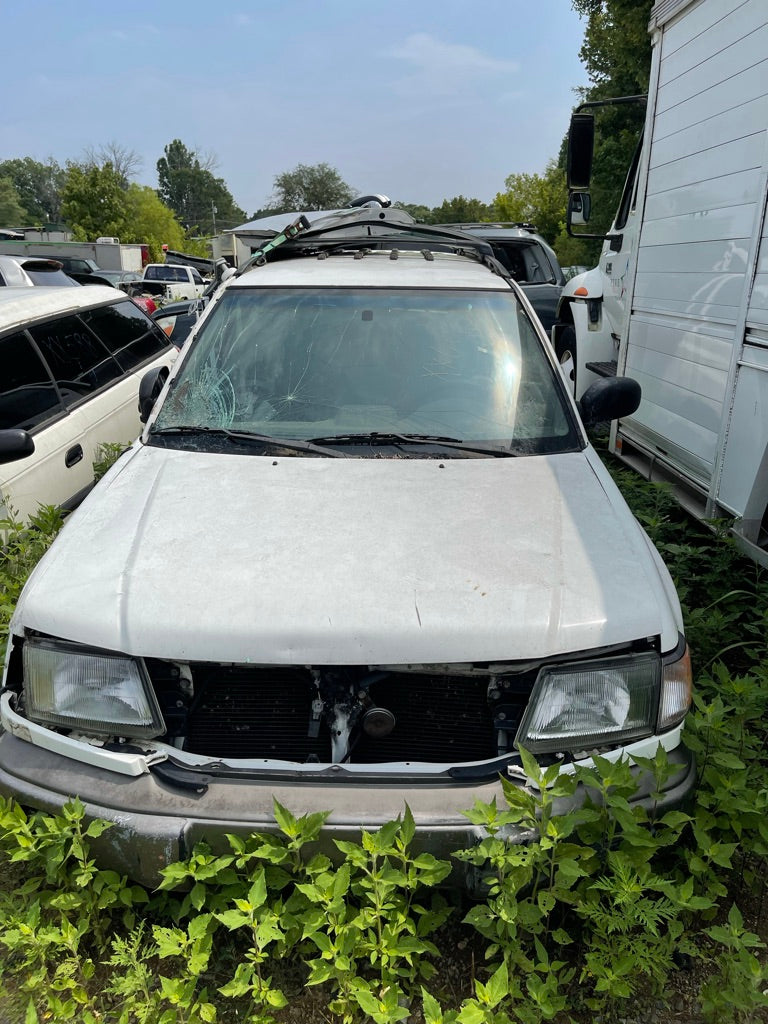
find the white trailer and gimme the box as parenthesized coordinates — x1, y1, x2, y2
(557, 0, 768, 564)
(0, 239, 145, 271)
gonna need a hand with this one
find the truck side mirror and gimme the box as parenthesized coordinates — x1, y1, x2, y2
(0, 429, 35, 466)
(567, 112, 595, 190)
(138, 366, 169, 423)
(578, 376, 641, 427)
(568, 192, 592, 226)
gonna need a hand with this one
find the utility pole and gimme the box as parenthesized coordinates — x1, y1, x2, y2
(212, 202, 217, 235)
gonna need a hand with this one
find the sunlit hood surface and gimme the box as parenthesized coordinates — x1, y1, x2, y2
(15, 445, 680, 664)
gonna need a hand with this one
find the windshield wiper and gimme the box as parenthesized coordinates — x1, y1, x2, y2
(309, 432, 517, 457)
(149, 426, 347, 458)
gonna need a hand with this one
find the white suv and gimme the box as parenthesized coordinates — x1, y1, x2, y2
(0, 286, 173, 520)
(0, 208, 694, 887)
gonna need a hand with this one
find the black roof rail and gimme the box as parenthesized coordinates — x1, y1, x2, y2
(441, 221, 540, 234)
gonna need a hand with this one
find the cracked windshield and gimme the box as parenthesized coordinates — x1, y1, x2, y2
(153, 287, 576, 452)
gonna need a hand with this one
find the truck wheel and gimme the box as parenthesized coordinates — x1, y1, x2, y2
(555, 326, 577, 393)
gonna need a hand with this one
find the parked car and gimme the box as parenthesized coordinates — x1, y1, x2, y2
(76, 269, 144, 291)
(436, 223, 566, 335)
(0, 254, 79, 289)
(54, 256, 102, 277)
(0, 207, 693, 889)
(0, 285, 174, 521)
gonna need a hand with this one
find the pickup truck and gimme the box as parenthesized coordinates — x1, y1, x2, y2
(141, 264, 207, 301)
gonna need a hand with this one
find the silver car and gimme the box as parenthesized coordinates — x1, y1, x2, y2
(0, 207, 694, 889)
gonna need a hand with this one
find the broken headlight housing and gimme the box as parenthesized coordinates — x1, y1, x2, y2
(515, 646, 691, 755)
(22, 639, 165, 739)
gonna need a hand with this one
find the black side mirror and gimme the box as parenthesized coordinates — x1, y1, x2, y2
(567, 112, 595, 190)
(138, 366, 170, 423)
(578, 376, 641, 427)
(0, 429, 35, 466)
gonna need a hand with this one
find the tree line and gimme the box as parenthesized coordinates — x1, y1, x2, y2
(0, 0, 651, 266)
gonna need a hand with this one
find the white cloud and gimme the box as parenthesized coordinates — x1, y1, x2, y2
(384, 33, 519, 97)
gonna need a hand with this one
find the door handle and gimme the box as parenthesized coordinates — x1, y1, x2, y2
(65, 444, 83, 468)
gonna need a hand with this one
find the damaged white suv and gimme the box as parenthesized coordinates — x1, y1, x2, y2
(0, 205, 694, 887)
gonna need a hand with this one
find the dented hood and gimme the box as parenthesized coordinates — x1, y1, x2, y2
(15, 445, 681, 663)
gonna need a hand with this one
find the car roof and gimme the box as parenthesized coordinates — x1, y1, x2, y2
(230, 248, 513, 291)
(0, 252, 65, 266)
(0, 284, 130, 332)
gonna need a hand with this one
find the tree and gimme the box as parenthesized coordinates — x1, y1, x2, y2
(269, 163, 356, 213)
(493, 163, 567, 245)
(82, 141, 142, 189)
(0, 177, 28, 227)
(428, 196, 493, 224)
(0, 157, 65, 224)
(60, 162, 128, 241)
(393, 202, 433, 223)
(157, 139, 245, 234)
(567, 0, 654, 259)
(122, 185, 190, 262)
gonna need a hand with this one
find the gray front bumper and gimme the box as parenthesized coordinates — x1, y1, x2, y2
(0, 733, 697, 890)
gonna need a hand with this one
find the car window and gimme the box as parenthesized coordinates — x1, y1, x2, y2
(155, 286, 578, 453)
(0, 331, 62, 430)
(28, 315, 124, 408)
(80, 300, 169, 371)
(493, 243, 556, 285)
(192, 270, 205, 285)
(23, 265, 80, 287)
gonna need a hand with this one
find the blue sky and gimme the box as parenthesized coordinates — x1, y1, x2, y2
(4, 1, 588, 218)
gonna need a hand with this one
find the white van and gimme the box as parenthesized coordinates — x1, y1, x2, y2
(0, 209, 694, 887)
(0, 286, 173, 520)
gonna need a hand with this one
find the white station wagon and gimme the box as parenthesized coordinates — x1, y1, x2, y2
(0, 286, 173, 521)
(0, 207, 694, 887)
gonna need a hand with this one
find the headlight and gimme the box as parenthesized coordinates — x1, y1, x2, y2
(23, 639, 165, 739)
(515, 652, 661, 754)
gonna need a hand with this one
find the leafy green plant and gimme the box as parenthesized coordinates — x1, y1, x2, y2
(700, 903, 768, 1022)
(92, 441, 129, 481)
(0, 503, 63, 661)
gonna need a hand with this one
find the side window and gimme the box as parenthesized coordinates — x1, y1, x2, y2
(81, 300, 168, 372)
(192, 270, 204, 285)
(28, 315, 124, 408)
(521, 246, 551, 284)
(494, 244, 526, 281)
(0, 332, 62, 430)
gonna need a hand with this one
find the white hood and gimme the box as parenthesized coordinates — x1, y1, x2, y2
(15, 445, 681, 664)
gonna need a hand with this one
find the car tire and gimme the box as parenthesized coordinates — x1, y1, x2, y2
(555, 325, 577, 394)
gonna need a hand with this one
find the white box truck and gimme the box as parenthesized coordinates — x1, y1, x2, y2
(556, 0, 768, 565)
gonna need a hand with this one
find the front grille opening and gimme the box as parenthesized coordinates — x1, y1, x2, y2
(353, 675, 495, 763)
(147, 661, 534, 766)
(183, 667, 332, 761)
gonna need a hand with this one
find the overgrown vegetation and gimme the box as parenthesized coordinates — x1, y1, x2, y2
(0, 456, 767, 1023)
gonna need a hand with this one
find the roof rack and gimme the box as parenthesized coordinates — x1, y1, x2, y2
(442, 221, 540, 234)
(237, 203, 513, 280)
